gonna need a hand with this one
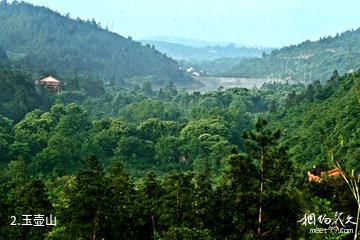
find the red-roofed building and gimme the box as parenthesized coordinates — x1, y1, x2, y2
(36, 76, 61, 93)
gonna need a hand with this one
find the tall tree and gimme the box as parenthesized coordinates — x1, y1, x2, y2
(217, 147, 258, 239)
(135, 171, 164, 239)
(61, 156, 108, 239)
(105, 161, 136, 239)
(242, 118, 294, 238)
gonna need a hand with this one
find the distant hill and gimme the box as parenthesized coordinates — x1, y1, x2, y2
(143, 36, 235, 48)
(142, 39, 272, 60)
(222, 28, 360, 82)
(0, 2, 192, 86)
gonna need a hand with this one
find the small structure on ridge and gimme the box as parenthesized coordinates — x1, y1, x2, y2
(36, 76, 61, 93)
(307, 166, 342, 183)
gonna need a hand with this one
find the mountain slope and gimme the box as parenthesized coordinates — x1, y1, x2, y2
(0, 2, 191, 85)
(270, 73, 360, 171)
(223, 28, 360, 82)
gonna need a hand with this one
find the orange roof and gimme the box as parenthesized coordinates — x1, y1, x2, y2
(39, 76, 60, 84)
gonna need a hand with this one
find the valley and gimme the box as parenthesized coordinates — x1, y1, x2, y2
(0, 1, 360, 239)
(191, 76, 295, 92)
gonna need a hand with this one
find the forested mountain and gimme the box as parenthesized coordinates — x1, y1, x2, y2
(0, 67, 359, 238)
(1, 1, 360, 239)
(141, 40, 271, 60)
(222, 28, 360, 82)
(0, 1, 192, 86)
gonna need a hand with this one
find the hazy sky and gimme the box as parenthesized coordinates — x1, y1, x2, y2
(17, 0, 360, 47)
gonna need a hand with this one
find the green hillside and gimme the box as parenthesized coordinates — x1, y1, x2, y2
(0, 1, 192, 86)
(222, 28, 360, 82)
(270, 73, 360, 171)
(1, 1, 360, 239)
(1, 68, 359, 239)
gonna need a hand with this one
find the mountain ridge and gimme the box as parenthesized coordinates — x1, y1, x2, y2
(0, 1, 192, 86)
(221, 28, 360, 82)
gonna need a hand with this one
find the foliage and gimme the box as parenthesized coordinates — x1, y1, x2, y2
(222, 28, 360, 82)
(1, 4, 360, 237)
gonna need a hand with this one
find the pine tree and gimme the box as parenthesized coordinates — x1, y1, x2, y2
(218, 148, 258, 239)
(160, 172, 195, 232)
(106, 161, 136, 239)
(242, 118, 295, 238)
(62, 156, 108, 239)
(136, 171, 164, 239)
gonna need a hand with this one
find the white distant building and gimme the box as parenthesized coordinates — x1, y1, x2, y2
(186, 67, 194, 73)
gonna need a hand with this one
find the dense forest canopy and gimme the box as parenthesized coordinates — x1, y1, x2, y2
(1, 1, 360, 239)
(1, 57, 360, 238)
